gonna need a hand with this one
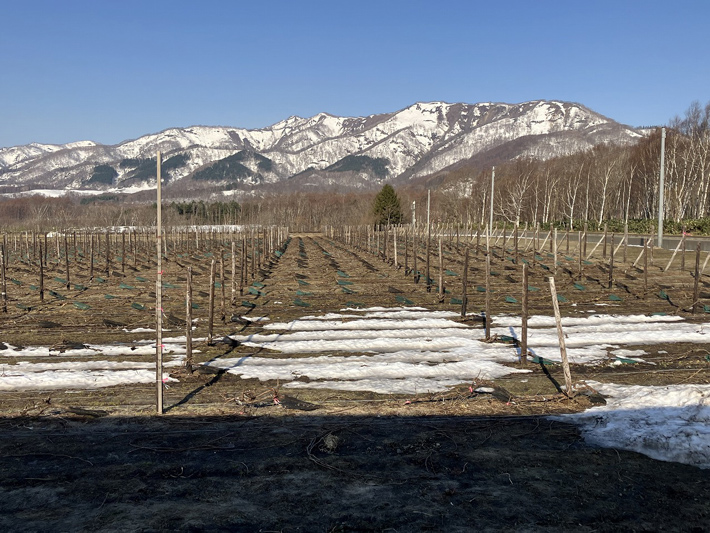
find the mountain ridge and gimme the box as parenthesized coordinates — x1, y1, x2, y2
(0, 100, 644, 197)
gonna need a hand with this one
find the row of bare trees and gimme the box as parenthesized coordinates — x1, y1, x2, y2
(434, 101, 710, 229)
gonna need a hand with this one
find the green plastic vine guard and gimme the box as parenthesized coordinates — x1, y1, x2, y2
(136, 276, 148, 282)
(337, 280, 353, 286)
(337, 270, 349, 277)
(557, 294, 568, 303)
(342, 287, 355, 294)
(658, 290, 669, 301)
(293, 298, 311, 307)
(119, 283, 135, 290)
(104, 294, 116, 299)
(49, 290, 66, 300)
(395, 295, 414, 305)
(505, 296, 518, 303)
(574, 283, 586, 291)
(450, 297, 463, 305)
(54, 277, 67, 284)
(242, 301, 256, 309)
(296, 290, 313, 296)
(609, 294, 622, 301)
(445, 270, 458, 276)
(297, 279, 310, 286)
(131, 302, 145, 311)
(11, 279, 21, 285)
(73, 302, 91, 310)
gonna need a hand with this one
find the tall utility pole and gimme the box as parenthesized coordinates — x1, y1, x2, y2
(412, 200, 416, 226)
(489, 167, 495, 235)
(156, 151, 163, 415)
(658, 128, 666, 248)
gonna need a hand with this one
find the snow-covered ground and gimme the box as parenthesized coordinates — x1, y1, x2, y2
(1, 307, 708, 468)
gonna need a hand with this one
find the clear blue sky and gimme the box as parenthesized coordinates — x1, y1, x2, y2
(1, 0, 708, 148)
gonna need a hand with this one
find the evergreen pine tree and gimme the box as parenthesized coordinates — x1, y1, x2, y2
(372, 184, 403, 226)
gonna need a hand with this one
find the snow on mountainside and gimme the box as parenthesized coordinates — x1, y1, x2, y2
(0, 101, 643, 196)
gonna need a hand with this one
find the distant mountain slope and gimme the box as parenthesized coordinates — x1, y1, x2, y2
(0, 100, 643, 196)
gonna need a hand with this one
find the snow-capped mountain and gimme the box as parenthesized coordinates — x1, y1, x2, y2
(0, 100, 643, 196)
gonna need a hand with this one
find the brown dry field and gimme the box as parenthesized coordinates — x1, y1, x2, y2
(1, 231, 709, 532)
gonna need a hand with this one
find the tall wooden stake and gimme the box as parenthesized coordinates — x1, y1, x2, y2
(185, 266, 193, 372)
(461, 248, 469, 317)
(155, 151, 164, 415)
(208, 259, 216, 345)
(485, 253, 491, 341)
(521, 263, 528, 363)
(693, 243, 701, 314)
(548, 277, 573, 397)
(438, 237, 444, 303)
(0, 242, 6, 313)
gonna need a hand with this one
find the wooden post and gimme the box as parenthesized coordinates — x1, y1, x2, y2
(681, 228, 687, 271)
(64, 233, 71, 290)
(122, 232, 126, 273)
(608, 233, 614, 289)
(185, 266, 193, 372)
(404, 227, 409, 274)
(485, 253, 492, 341)
(583, 223, 588, 257)
(438, 237, 444, 303)
(602, 223, 608, 259)
(461, 247, 469, 317)
(39, 241, 44, 302)
(514, 225, 519, 263)
(250, 231, 255, 279)
(413, 229, 419, 283)
(106, 231, 111, 276)
(693, 242, 701, 314)
(553, 227, 558, 275)
(231, 241, 236, 305)
(155, 152, 164, 415)
(0, 242, 6, 313)
(208, 258, 216, 344)
(394, 228, 398, 268)
(220, 249, 226, 321)
(623, 223, 628, 264)
(426, 220, 431, 292)
(521, 263, 528, 363)
(664, 235, 686, 272)
(240, 236, 246, 295)
(643, 238, 648, 296)
(548, 277, 573, 397)
(89, 234, 94, 280)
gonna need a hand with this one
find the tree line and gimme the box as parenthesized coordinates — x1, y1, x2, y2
(1, 101, 707, 233)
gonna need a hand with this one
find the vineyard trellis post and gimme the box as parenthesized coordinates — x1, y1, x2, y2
(155, 151, 164, 415)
